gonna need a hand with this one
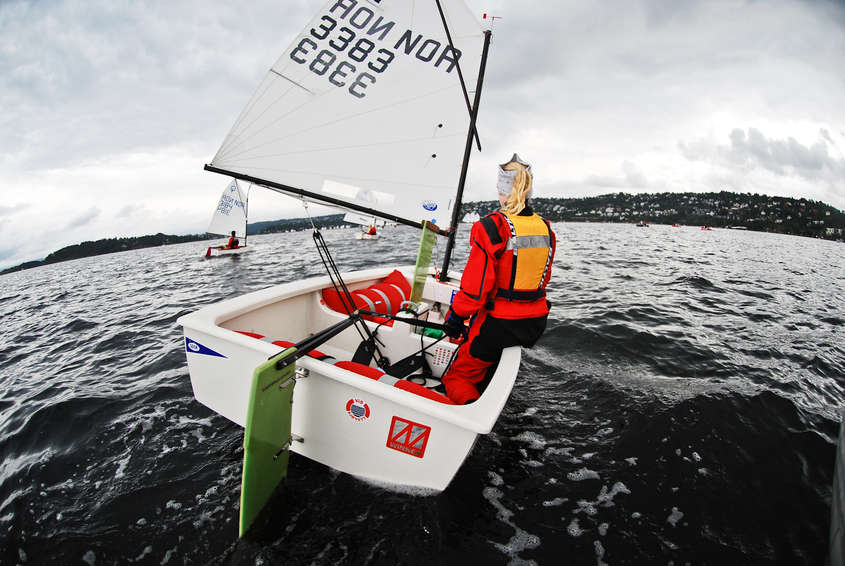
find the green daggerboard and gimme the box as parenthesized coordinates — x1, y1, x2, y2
(411, 221, 436, 303)
(239, 349, 297, 537)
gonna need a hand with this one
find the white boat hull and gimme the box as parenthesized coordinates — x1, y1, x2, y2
(177, 266, 521, 490)
(205, 245, 249, 257)
(356, 232, 380, 240)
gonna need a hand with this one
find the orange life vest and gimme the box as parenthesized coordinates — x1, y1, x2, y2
(493, 211, 553, 302)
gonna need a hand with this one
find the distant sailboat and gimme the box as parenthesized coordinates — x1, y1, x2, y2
(461, 211, 481, 223)
(205, 179, 250, 257)
(344, 212, 384, 240)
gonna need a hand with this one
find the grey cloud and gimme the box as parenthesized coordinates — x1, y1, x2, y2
(0, 203, 30, 217)
(117, 204, 142, 218)
(680, 128, 845, 180)
(0, 0, 310, 170)
(65, 206, 100, 230)
(584, 161, 649, 189)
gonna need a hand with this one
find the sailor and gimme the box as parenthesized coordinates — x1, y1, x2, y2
(226, 230, 239, 249)
(367, 224, 377, 235)
(441, 154, 556, 405)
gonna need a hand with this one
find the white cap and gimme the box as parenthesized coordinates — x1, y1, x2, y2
(496, 153, 533, 197)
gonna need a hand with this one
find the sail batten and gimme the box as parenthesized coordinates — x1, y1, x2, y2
(209, 0, 485, 227)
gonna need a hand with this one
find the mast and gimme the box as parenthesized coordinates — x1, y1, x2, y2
(244, 182, 251, 245)
(439, 29, 492, 282)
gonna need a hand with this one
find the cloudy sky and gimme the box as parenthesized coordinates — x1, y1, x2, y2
(2, 0, 844, 269)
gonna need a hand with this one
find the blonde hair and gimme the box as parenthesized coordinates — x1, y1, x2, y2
(500, 161, 532, 215)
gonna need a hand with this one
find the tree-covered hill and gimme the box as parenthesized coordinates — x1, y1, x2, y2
(462, 191, 845, 240)
(3, 192, 842, 276)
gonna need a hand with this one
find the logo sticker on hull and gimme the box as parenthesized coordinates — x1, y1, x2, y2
(185, 337, 227, 358)
(386, 416, 431, 458)
(346, 398, 371, 421)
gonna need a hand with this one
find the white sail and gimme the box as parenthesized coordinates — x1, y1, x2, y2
(210, 0, 485, 228)
(207, 179, 248, 237)
(343, 211, 386, 227)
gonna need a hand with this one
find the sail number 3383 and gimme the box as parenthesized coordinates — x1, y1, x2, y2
(288, 1, 462, 100)
(290, 14, 394, 99)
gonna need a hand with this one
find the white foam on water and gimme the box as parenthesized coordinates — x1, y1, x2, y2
(192, 505, 224, 529)
(598, 482, 631, 507)
(165, 500, 182, 511)
(667, 507, 684, 527)
(113, 452, 130, 479)
(512, 431, 548, 450)
(567, 517, 585, 537)
(697, 467, 709, 476)
(581, 452, 596, 460)
(176, 415, 215, 428)
(523, 460, 544, 468)
(545, 446, 574, 458)
(483, 486, 541, 563)
(574, 500, 598, 516)
(82, 550, 96, 565)
(542, 497, 567, 507)
(134, 546, 152, 561)
(598, 522, 609, 536)
(160, 547, 177, 564)
(594, 540, 608, 566)
(692, 451, 702, 462)
(519, 407, 539, 417)
(567, 467, 600, 481)
(625, 457, 638, 466)
(136, 518, 147, 526)
(355, 475, 439, 496)
(596, 427, 614, 436)
(631, 512, 642, 519)
(489, 471, 504, 486)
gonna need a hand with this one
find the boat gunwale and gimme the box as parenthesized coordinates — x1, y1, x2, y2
(177, 266, 521, 434)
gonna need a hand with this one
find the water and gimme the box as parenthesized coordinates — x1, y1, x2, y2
(1, 223, 843, 565)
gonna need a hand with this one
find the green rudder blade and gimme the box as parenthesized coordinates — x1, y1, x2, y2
(411, 220, 436, 303)
(239, 349, 297, 537)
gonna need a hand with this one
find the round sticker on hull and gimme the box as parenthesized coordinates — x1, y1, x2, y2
(346, 398, 371, 421)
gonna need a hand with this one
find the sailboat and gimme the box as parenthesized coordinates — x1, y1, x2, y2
(204, 179, 250, 257)
(344, 212, 385, 240)
(178, 0, 505, 535)
(461, 210, 481, 223)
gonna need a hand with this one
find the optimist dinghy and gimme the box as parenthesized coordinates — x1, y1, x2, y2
(345, 212, 384, 239)
(205, 179, 250, 257)
(178, 0, 507, 535)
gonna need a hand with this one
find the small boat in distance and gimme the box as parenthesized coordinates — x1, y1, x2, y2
(205, 179, 250, 258)
(672, 223, 680, 228)
(345, 212, 383, 240)
(701, 225, 713, 231)
(636, 220, 649, 227)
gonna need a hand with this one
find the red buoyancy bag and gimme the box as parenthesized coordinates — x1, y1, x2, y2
(236, 331, 454, 405)
(322, 269, 412, 324)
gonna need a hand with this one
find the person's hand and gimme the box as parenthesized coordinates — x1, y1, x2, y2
(443, 309, 467, 339)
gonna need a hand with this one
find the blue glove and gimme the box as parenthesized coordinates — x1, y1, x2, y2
(443, 309, 468, 339)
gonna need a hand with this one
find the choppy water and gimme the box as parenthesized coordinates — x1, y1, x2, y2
(1, 223, 843, 565)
